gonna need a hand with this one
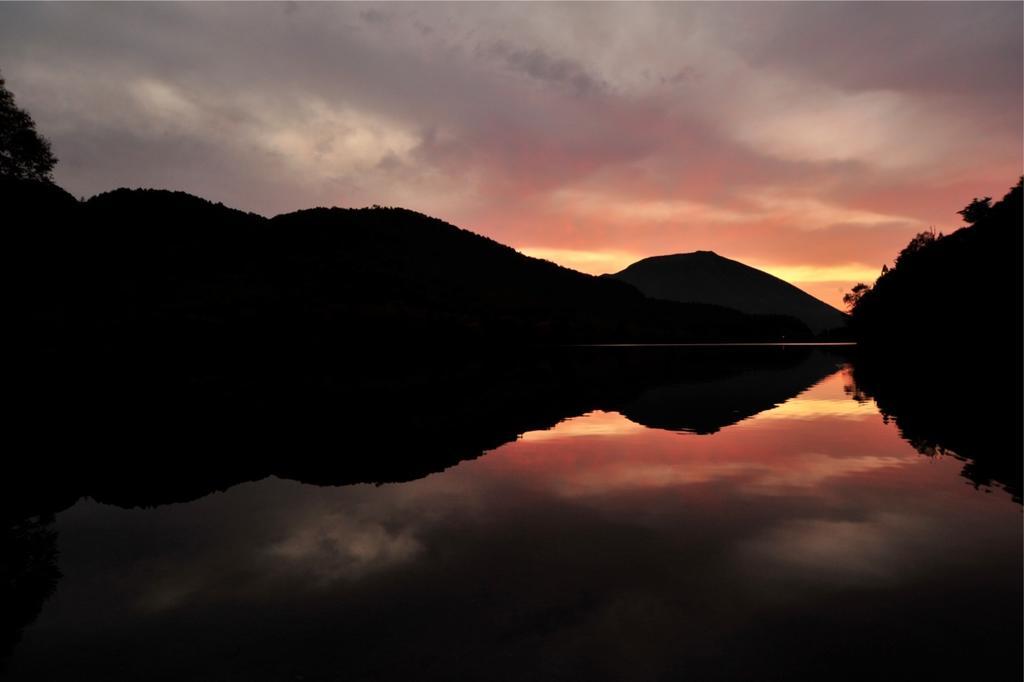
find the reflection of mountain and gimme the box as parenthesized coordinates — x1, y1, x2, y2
(619, 351, 840, 433)
(0, 515, 61, 669)
(849, 354, 1021, 503)
(1, 346, 845, 664)
(6, 347, 844, 519)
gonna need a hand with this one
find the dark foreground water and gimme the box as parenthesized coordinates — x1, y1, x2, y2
(3, 349, 1021, 681)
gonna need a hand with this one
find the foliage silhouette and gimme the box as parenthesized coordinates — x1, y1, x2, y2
(841, 282, 870, 311)
(848, 351, 1021, 503)
(893, 227, 941, 269)
(957, 196, 992, 225)
(0, 73, 57, 181)
(846, 178, 1023, 356)
(842, 181, 1023, 502)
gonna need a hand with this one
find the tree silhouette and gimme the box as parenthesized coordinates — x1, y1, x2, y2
(0, 72, 57, 181)
(957, 196, 992, 225)
(844, 178, 1022, 348)
(894, 227, 940, 268)
(842, 282, 870, 310)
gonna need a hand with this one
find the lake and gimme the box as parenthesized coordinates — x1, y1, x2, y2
(3, 347, 1021, 681)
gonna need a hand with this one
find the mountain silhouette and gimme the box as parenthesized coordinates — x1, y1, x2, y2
(609, 251, 847, 334)
(9, 180, 812, 357)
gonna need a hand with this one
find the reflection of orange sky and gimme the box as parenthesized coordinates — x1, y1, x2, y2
(465, 370, 999, 501)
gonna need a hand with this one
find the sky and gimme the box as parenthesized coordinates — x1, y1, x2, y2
(1, 2, 1021, 308)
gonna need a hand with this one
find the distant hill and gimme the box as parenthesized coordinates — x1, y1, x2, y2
(609, 251, 847, 334)
(263, 206, 810, 345)
(9, 181, 812, 362)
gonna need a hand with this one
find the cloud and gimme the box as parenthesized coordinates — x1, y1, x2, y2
(0, 2, 1019, 307)
(359, 8, 389, 26)
(725, 2, 1024, 99)
(482, 40, 607, 97)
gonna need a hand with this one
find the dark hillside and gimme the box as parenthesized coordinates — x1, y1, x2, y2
(611, 250, 847, 334)
(11, 182, 811, 359)
(848, 178, 1023, 356)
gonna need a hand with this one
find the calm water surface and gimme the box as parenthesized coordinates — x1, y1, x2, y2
(4, 357, 1021, 681)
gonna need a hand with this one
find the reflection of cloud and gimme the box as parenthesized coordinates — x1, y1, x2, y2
(546, 452, 908, 498)
(747, 452, 907, 490)
(563, 461, 752, 496)
(740, 514, 926, 584)
(139, 577, 203, 612)
(269, 515, 421, 583)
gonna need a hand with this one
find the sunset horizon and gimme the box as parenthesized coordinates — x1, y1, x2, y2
(3, 3, 1021, 680)
(2, 2, 1020, 308)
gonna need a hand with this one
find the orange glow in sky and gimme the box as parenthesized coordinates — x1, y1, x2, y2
(1, 3, 1020, 308)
